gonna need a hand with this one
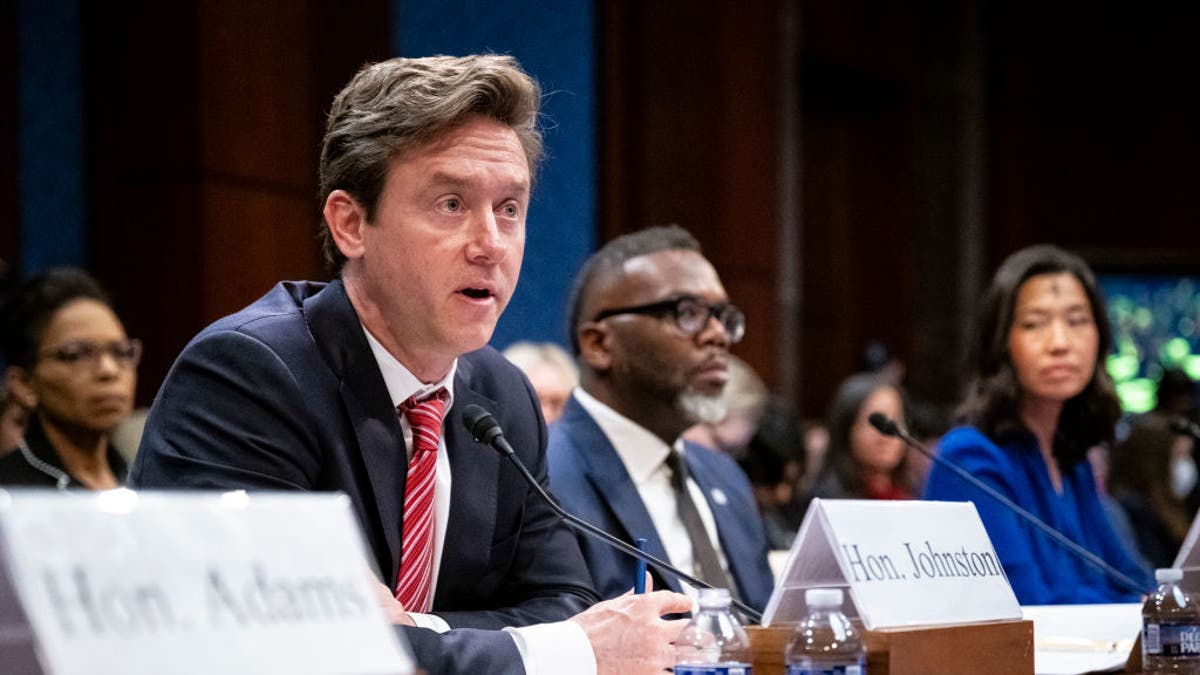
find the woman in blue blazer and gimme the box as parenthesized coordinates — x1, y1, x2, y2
(924, 245, 1152, 604)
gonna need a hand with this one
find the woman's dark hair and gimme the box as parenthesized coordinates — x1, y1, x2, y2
(818, 372, 909, 497)
(0, 268, 111, 368)
(957, 244, 1120, 466)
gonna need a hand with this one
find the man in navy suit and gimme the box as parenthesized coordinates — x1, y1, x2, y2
(131, 55, 689, 675)
(548, 226, 775, 613)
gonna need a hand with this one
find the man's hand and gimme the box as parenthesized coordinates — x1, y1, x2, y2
(373, 581, 416, 626)
(570, 580, 692, 675)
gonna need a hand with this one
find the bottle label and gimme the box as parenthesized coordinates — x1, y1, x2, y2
(674, 664, 753, 675)
(1144, 622, 1200, 657)
(786, 664, 864, 675)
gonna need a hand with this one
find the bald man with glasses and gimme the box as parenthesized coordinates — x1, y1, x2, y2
(547, 225, 774, 613)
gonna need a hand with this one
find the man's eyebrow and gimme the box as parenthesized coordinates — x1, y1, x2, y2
(426, 171, 530, 194)
(427, 171, 470, 188)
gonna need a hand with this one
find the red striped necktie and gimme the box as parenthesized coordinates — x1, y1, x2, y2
(394, 388, 448, 612)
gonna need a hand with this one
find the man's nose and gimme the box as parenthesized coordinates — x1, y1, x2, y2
(466, 210, 508, 263)
(697, 312, 731, 348)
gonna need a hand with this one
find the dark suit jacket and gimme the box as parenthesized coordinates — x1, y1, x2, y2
(546, 396, 775, 613)
(130, 280, 598, 673)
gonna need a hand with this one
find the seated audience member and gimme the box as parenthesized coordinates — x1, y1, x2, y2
(924, 245, 1151, 604)
(548, 225, 774, 611)
(1087, 444, 1153, 575)
(1108, 417, 1193, 569)
(739, 400, 809, 550)
(0, 268, 138, 488)
(502, 340, 578, 424)
(131, 55, 689, 674)
(683, 354, 807, 550)
(682, 354, 768, 460)
(1151, 368, 1199, 424)
(810, 373, 913, 501)
(1143, 368, 1200, 518)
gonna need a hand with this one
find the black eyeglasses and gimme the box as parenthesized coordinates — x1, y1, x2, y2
(592, 295, 745, 343)
(39, 339, 143, 371)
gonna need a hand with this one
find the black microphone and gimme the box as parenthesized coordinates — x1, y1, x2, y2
(1170, 416, 1200, 442)
(462, 403, 763, 624)
(867, 412, 1149, 596)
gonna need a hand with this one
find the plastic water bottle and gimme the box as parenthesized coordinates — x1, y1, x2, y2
(785, 588, 865, 675)
(1143, 568, 1200, 674)
(674, 588, 753, 675)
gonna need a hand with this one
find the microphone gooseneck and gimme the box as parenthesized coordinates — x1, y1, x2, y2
(460, 403, 763, 624)
(869, 412, 1149, 596)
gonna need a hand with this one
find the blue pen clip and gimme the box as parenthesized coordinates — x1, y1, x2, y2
(634, 537, 648, 594)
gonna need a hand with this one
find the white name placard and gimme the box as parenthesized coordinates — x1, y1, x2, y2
(762, 499, 1021, 629)
(0, 489, 414, 675)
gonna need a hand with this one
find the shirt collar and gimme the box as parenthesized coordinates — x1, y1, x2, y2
(572, 388, 680, 484)
(362, 326, 457, 410)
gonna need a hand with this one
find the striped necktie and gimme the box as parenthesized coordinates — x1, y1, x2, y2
(394, 388, 448, 612)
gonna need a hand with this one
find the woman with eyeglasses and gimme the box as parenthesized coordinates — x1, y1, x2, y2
(0, 268, 139, 488)
(923, 245, 1151, 604)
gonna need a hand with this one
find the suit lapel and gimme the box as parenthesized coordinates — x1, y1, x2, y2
(561, 399, 680, 593)
(434, 359, 500, 605)
(302, 280, 407, 580)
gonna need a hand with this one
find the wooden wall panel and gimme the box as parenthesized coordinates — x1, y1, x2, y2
(986, 4, 1200, 268)
(86, 0, 388, 405)
(196, 0, 322, 319)
(599, 0, 782, 394)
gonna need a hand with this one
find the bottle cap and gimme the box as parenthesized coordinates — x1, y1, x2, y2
(1156, 568, 1184, 583)
(697, 587, 732, 608)
(805, 587, 844, 608)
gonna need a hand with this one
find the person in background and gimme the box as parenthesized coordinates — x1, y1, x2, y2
(924, 244, 1152, 604)
(548, 225, 775, 612)
(683, 354, 808, 550)
(1108, 417, 1193, 569)
(0, 268, 138, 488)
(1152, 368, 1198, 424)
(810, 372, 913, 501)
(502, 341, 578, 424)
(682, 354, 769, 459)
(738, 399, 809, 549)
(1142, 368, 1200, 518)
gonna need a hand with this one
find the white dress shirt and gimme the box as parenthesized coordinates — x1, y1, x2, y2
(572, 388, 733, 600)
(363, 328, 595, 674)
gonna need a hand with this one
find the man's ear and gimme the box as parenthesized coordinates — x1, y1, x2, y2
(5, 366, 37, 410)
(577, 323, 614, 373)
(323, 190, 369, 262)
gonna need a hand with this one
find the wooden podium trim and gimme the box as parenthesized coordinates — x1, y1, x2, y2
(747, 619, 1034, 674)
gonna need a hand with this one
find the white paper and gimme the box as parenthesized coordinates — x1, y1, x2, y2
(1022, 603, 1141, 675)
(763, 499, 1022, 629)
(0, 489, 414, 675)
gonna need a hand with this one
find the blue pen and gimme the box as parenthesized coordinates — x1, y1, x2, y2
(634, 537, 648, 593)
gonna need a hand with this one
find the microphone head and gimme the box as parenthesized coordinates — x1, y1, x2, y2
(868, 412, 900, 437)
(462, 404, 500, 442)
